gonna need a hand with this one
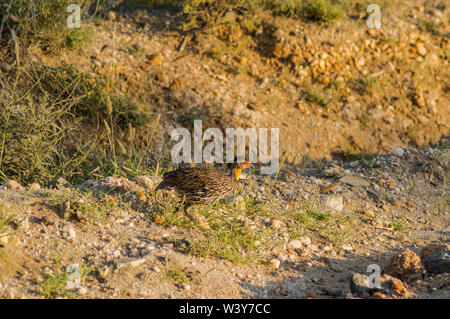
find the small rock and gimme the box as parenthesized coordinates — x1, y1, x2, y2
(288, 239, 302, 250)
(420, 244, 449, 260)
(274, 285, 287, 296)
(323, 167, 343, 178)
(391, 148, 405, 157)
(325, 287, 342, 297)
(364, 210, 375, 219)
(406, 201, 416, 209)
(346, 95, 356, 103)
(270, 258, 281, 269)
(78, 286, 88, 295)
(19, 217, 29, 229)
(152, 266, 161, 273)
(67, 225, 76, 241)
(48, 177, 71, 189)
(95, 265, 110, 281)
(299, 237, 311, 246)
(163, 243, 173, 250)
(350, 273, 371, 297)
(107, 11, 117, 21)
(28, 183, 41, 191)
(2, 180, 25, 191)
(427, 53, 440, 67)
(423, 250, 450, 274)
(321, 195, 343, 212)
(416, 42, 427, 56)
(340, 175, 370, 188)
(431, 9, 442, 17)
(270, 219, 283, 230)
(181, 283, 191, 290)
(129, 248, 139, 258)
(147, 53, 163, 66)
(116, 257, 148, 269)
(367, 28, 379, 38)
(383, 249, 423, 282)
(342, 244, 353, 251)
(133, 176, 155, 189)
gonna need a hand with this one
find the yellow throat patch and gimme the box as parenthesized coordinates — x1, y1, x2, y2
(233, 168, 243, 181)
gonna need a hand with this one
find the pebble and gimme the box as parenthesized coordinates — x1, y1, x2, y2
(19, 217, 30, 229)
(28, 183, 41, 191)
(163, 243, 174, 250)
(323, 167, 343, 178)
(153, 266, 161, 273)
(95, 265, 110, 280)
(364, 210, 375, 219)
(107, 11, 117, 21)
(182, 283, 191, 290)
(129, 248, 139, 258)
(116, 257, 148, 269)
(147, 53, 163, 66)
(416, 42, 427, 56)
(78, 286, 88, 295)
(340, 175, 370, 188)
(423, 250, 450, 274)
(326, 287, 342, 297)
(350, 273, 371, 297)
(270, 259, 281, 269)
(342, 244, 353, 251)
(2, 180, 25, 191)
(299, 237, 311, 246)
(391, 148, 405, 157)
(67, 225, 76, 241)
(270, 219, 283, 230)
(288, 239, 302, 250)
(321, 195, 343, 212)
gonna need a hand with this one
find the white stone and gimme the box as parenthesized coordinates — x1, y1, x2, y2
(270, 259, 281, 269)
(288, 239, 302, 250)
(322, 195, 343, 212)
(300, 237, 311, 246)
(391, 147, 405, 157)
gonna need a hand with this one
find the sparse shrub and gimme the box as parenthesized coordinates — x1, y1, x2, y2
(0, 0, 93, 51)
(0, 63, 154, 185)
(302, 0, 343, 22)
(0, 66, 87, 184)
(305, 90, 332, 106)
(358, 75, 380, 93)
(182, 0, 343, 31)
(115, 0, 183, 10)
(35, 64, 151, 129)
(265, 0, 304, 17)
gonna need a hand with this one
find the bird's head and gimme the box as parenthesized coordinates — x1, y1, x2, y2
(228, 160, 252, 180)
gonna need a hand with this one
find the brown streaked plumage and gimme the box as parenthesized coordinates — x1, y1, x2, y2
(155, 161, 252, 219)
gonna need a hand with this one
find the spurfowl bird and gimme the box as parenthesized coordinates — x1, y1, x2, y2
(155, 161, 252, 220)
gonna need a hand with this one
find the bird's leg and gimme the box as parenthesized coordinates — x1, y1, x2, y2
(179, 194, 186, 208)
(175, 195, 196, 221)
(183, 205, 196, 221)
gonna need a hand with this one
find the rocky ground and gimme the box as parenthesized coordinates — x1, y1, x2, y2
(0, 142, 448, 299)
(31, 0, 450, 162)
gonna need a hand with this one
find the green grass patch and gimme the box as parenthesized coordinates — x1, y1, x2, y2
(36, 261, 93, 299)
(305, 90, 332, 107)
(166, 267, 193, 287)
(0, 0, 94, 52)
